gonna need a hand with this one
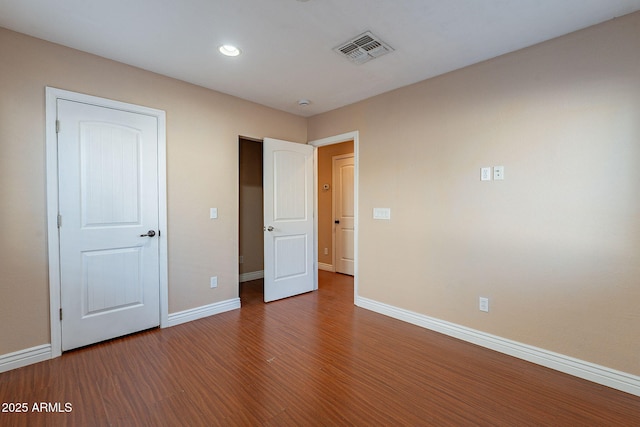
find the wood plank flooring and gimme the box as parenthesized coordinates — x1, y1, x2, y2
(1, 271, 639, 426)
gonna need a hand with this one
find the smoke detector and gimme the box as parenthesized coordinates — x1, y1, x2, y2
(334, 31, 394, 65)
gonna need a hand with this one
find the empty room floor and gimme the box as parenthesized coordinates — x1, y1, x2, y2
(1, 271, 639, 425)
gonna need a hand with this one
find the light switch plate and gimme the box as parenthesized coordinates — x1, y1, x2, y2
(479, 297, 489, 312)
(373, 208, 391, 220)
(210, 276, 218, 288)
(481, 167, 491, 181)
(210, 208, 218, 219)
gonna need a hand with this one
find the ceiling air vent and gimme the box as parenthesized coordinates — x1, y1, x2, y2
(334, 31, 394, 65)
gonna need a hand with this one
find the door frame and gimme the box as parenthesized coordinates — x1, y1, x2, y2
(45, 87, 168, 358)
(309, 131, 359, 300)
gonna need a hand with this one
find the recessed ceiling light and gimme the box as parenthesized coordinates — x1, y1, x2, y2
(219, 44, 241, 57)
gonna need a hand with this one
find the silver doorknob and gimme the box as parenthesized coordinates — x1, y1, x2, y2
(140, 230, 156, 237)
(264, 226, 274, 232)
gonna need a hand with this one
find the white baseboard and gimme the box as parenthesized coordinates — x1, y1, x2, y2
(0, 344, 52, 373)
(355, 296, 640, 397)
(1, 299, 242, 372)
(240, 270, 264, 283)
(318, 263, 335, 272)
(166, 298, 241, 328)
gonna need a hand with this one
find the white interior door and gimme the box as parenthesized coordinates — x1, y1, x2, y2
(57, 99, 160, 351)
(263, 138, 315, 302)
(333, 154, 355, 275)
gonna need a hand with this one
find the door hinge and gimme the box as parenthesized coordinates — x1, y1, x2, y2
(57, 214, 62, 228)
(59, 308, 63, 321)
(56, 120, 60, 134)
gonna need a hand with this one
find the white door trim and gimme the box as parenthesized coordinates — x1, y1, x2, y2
(45, 87, 168, 358)
(309, 131, 359, 300)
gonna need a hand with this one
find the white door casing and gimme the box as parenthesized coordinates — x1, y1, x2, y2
(333, 154, 355, 275)
(46, 87, 168, 356)
(263, 138, 315, 302)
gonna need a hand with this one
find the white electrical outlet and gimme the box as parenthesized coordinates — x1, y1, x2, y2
(479, 297, 489, 312)
(494, 166, 504, 180)
(210, 208, 218, 219)
(210, 276, 218, 288)
(481, 167, 491, 181)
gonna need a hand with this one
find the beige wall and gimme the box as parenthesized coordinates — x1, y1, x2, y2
(309, 13, 640, 375)
(239, 138, 264, 275)
(0, 28, 306, 355)
(317, 141, 354, 266)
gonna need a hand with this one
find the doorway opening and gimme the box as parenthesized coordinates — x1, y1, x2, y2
(238, 131, 359, 304)
(317, 141, 354, 275)
(238, 137, 264, 298)
(310, 131, 360, 302)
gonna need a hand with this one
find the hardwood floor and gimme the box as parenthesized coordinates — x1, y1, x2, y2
(1, 271, 639, 426)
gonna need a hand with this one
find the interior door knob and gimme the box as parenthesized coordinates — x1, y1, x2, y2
(140, 230, 156, 237)
(334, 220, 340, 224)
(264, 226, 274, 232)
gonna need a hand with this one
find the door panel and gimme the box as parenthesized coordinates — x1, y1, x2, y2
(274, 234, 308, 279)
(333, 155, 355, 275)
(263, 138, 314, 302)
(82, 123, 141, 226)
(58, 99, 160, 351)
(274, 150, 308, 221)
(83, 248, 143, 315)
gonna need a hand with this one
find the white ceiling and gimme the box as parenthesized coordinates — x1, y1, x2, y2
(2, 0, 640, 117)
